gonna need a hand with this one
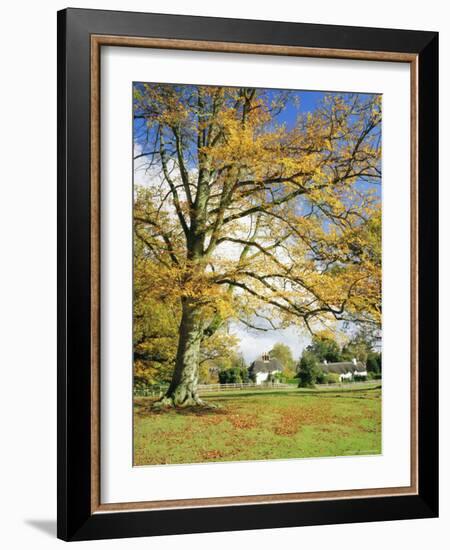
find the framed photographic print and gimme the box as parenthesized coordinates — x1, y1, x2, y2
(57, 8, 438, 541)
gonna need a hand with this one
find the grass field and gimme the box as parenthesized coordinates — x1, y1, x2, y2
(133, 385, 382, 466)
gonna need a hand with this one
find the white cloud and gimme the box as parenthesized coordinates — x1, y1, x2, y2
(230, 322, 310, 364)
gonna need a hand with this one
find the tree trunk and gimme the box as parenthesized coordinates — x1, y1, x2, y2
(153, 298, 211, 409)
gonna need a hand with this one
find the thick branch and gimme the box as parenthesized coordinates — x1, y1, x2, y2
(159, 133, 189, 237)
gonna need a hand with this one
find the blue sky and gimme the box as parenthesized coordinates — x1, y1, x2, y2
(265, 88, 322, 121)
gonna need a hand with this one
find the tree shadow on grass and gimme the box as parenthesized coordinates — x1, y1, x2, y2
(156, 406, 229, 417)
(208, 385, 381, 401)
(134, 386, 381, 416)
(135, 400, 229, 417)
(295, 385, 381, 396)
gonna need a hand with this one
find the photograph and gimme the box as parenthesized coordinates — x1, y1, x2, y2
(132, 82, 383, 466)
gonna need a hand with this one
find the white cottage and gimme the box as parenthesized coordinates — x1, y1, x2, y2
(249, 352, 283, 384)
(321, 358, 367, 381)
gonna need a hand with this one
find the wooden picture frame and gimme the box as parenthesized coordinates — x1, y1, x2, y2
(57, 8, 438, 541)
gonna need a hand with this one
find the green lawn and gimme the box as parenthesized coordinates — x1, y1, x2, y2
(133, 385, 382, 466)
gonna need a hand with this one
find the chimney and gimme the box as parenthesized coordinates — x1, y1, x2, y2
(352, 358, 357, 366)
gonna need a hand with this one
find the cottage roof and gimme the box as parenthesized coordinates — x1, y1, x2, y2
(249, 356, 283, 374)
(321, 361, 366, 374)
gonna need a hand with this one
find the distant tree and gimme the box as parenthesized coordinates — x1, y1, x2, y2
(198, 332, 241, 383)
(241, 367, 250, 383)
(216, 351, 249, 384)
(341, 340, 369, 363)
(297, 351, 321, 387)
(269, 343, 296, 378)
(133, 250, 180, 385)
(366, 351, 382, 374)
(231, 353, 248, 370)
(341, 325, 380, 363)
(306, 332, 341, 363)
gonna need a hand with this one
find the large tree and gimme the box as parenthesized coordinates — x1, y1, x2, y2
(133, 84, 381, 408)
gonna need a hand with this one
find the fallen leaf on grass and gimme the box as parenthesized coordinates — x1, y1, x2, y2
(201, 449, 224, 460)
(273, 406, 335, 436)
(227, 414, 258, 429)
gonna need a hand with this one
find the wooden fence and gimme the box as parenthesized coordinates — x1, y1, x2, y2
(133, 380, 380, 397)
(197, 382, 292, 393)
(133, 381, 291, 397)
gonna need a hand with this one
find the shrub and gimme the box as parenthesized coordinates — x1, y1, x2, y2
(325, 372, 340, 384)
(297, 351, 320, 387)
(315, 370, 328, 384)
(240, 367, 250, 383)
(219, 367, 249, 384)
(367, 352, 382, 374)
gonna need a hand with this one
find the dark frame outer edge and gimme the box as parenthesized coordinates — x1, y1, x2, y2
(57, 8, 439, 541)
(417, 33, 439, 515)
(57, 8, 68, 542)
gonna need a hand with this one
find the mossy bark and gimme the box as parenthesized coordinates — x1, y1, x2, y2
(153, 298, 213, 409)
